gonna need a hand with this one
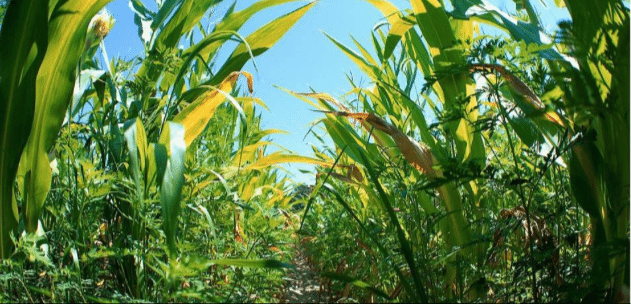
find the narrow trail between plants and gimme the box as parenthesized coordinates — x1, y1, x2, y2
(281, 246, 334, 303)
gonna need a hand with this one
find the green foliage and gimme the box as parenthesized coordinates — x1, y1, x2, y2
(284, 0, 628, 302)
(0, 0, 46, 259)
(0, 0, 314, 302)
(0, 0, 627, 302)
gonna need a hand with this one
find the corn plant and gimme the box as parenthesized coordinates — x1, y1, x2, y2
(451, 0, 629, 298)
(1, 0, 322, 301)
(284, 0, 628, 302)
(0, 0, 111, 259)
(284, 2, 486, 300)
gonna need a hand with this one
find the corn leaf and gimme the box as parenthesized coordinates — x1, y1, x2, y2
(245, 152, 332, 170)
(208, 2, 316, 85)
(185, 0, 301, 61)
(19, 0, 111, 233)
(153, 0, 221, 50)
(362, 0, 411, 61)
(383, 14, 415, 61)
(0, 0, 48, 258)
(124, 118, 149, 204)
(173, 72, 244, 146)
(569, 141, 603, 218)
(324, 33, 381, 80)
(135, 0, 221, 77)
(159, 122, 186, 260)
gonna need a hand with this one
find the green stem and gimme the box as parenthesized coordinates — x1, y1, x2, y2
(494, 85, 540, 301)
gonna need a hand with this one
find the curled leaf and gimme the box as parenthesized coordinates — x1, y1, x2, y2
(470, 64, 566, 127)
(318, 110, 438, 176)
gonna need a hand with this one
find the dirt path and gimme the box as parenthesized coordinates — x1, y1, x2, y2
(281, 247, 334, 303)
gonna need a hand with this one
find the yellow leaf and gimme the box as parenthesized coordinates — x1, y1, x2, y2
(173, 72, 251, 146)
(246, 152, 331, 170)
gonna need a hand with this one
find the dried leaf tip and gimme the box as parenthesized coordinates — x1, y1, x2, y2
(241, 71, 254, 95)
(298, 92, 349, 112)
(228, 71, 254, 95)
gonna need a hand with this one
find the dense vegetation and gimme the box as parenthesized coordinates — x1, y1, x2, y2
(0, 0, 628, 303)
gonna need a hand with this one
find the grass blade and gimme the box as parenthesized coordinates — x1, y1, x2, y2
(321, 184, 416, 301)
(356, 147, 428, 302)
(320, 272, 392, 300)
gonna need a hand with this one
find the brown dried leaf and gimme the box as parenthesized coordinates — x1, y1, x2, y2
(322, 111, 438, 176)
(347, 164, 364, 182)
(234, 209, 245, 244)
(241, 71, 254, 95)
(356, 238, 373, 253)
(469, 64, 566, 127)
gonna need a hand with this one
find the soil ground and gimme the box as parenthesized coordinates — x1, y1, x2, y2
(281, 247, 334, 303)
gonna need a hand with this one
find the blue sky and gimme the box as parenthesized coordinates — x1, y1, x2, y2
(102, 0, 569, 184)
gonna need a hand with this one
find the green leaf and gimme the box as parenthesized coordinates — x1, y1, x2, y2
(324, 33, 381, 80)
(124, 118, 148, 200)
(322, 182, 417, 301)
(564, 0, 618, 52)
(0, 0, 48, 257)
(320, 272, 392, 300)
(356, 147, 428, 302)
(168, 31, 240, 95)
(351, 35, 378, 66)
(135, 0, 220, 77)
(569, 141, 603, 218)
(208, 2, 315, 85)
(172, 73, 243, 146)
(19, 0, 111, 233)
(146, 142, 168, 192)
(410, 0, 486, 164)
(171, 256, 292, 276)
(363, 0, 409, 61)
(383, 14, 416, 60)
(245, 152, 332, 170)
(129, 0, 156, 46)
(450, 0, 563, 60)
(129, 0, 155, 21)
(185, 0, 301, 61)
(375, 83, 439, 154)
(159, 122, 186, 260)
(507, 116, 545, 148)
(403, 29, 433, 81)
(410, 0, 460, 64)
(153, 0, 221, 51)
(151, 0, 183, 32)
